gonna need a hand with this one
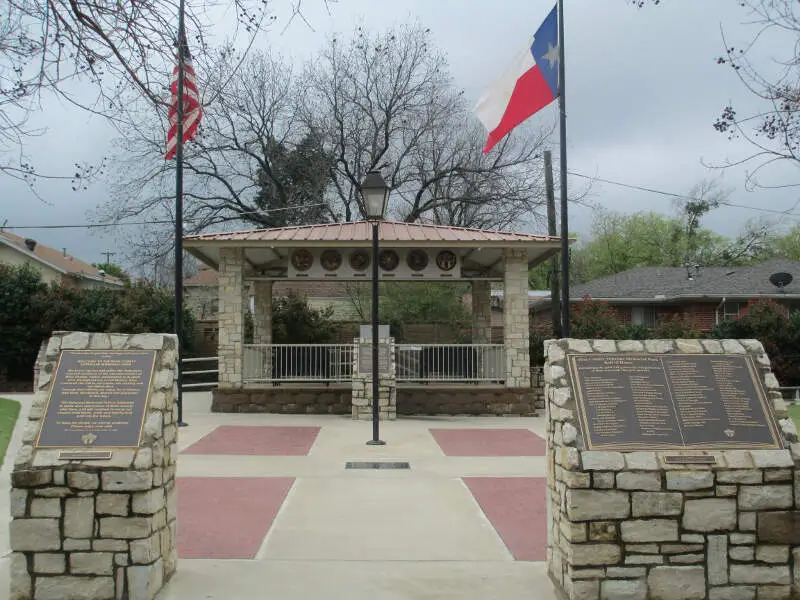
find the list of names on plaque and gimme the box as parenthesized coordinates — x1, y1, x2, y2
(567, 353, 781, 451)
(36, 350, 156, 448)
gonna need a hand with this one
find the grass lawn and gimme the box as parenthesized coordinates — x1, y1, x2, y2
(790, 404, 800, 434)
(0, 397, 21, 468)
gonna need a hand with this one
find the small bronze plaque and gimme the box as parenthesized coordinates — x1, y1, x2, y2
(58, 450, 113, 461)
(358, 343, 391, 375)
(664, 455, 716, 465)
(567, 354, 782, 451)
(36, 350, 157, 448)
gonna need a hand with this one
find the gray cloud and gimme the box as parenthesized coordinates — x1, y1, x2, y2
(1, 0, 796, 267)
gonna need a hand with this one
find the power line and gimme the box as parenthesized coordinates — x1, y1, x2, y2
(0, 203, 329, 231)
(568, 171, 800, 217)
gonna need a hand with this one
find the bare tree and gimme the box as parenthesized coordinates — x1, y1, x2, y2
(635, 0, 799, 188)
(102, 49, 335, 237)
(712, 0, 800, 188)
(0, 0, 331, 182)
(303, 23, 551, 228)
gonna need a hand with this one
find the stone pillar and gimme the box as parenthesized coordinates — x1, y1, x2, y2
(351, 337, 396, 420)
(471, 280, 492, 343)
(252, 281, 273, 345)
(218, 248, 244, 389)
(503, 248, 530, 388)
(544, 338, 799, 600)
(10, 331, 178, 600)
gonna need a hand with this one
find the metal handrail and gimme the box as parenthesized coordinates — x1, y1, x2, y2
(396, 343, 504, 384)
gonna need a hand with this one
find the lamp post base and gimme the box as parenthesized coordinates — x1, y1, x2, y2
(366, 439, 386, 446)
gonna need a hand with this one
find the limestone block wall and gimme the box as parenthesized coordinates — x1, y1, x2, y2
(252, 280, 273, 345)
(352, 337, 396, 420)
(218, 247, 244, 388)
(503, 249, 530, 388)
(471, 280, 492, 344)
(10, 332, 179, 600)
(545, 338, 800, 600)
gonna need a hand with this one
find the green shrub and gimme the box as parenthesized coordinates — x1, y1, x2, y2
(0, 265, 195, 384)
(570, 300, 622, 338)
(653, 313, 702, 339)
(272, 293, 336, 344)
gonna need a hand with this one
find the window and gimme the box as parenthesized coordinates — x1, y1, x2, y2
(723, 301, 747, 321)
(631, 305, 656, 327)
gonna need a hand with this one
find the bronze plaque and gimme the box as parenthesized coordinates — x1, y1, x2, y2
(358, 343, 391, 375)
(36, 350, 157, 448)
(664, 455, 716, 465)
(567, 354, 782, 451)
(58, 450, 113, 461)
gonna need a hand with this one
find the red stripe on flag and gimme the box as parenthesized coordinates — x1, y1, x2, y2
(166, 58, 202, 160)
(484, 65, 554, 153)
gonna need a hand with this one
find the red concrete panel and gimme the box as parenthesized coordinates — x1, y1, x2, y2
(178, 477, 293, 559)
(181, 426, 321, 456)
(463, 477, 547, 561)
(430, 428, 545, 456)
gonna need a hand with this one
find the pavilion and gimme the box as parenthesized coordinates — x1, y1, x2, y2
(183, 221, 565, 416)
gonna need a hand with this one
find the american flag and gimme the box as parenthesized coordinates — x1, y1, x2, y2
(165, 36, 202, 160)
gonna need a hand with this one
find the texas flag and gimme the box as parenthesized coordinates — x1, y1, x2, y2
(475, 6, 559, 153)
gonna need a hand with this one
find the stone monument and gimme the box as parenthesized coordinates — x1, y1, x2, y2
(545, 338, 800, 600)
(9, 331, 179, 600)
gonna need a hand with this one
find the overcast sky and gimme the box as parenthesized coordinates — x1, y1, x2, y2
(1, 0, 797, 268)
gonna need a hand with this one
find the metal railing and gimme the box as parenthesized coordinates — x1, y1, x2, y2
(181, 356, 218, 390)
(243, 344, 354, 384)
(778, 386, 800, 404)
(395, 344, 505, 384)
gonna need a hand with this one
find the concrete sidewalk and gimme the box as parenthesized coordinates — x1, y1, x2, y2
(1, 392, 558, 600)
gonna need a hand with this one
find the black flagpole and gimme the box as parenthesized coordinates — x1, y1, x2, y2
(557, 0, 569, 338)
(175, 0, 188, 426)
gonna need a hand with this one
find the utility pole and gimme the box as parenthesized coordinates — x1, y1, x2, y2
(544, 151, 560, 339)
(101, 251, 116, 266)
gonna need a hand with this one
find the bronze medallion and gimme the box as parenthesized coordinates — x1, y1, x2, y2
(436, 250, 457, 271)
(406, 249, 428, 271)
(349, 250, 370, 271)
(290, 249, 313, 271)
(378, 249, 399, 271)
(320, 249, 342, 271)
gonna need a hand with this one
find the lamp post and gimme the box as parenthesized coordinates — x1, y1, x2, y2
(361, 170, 389, 446)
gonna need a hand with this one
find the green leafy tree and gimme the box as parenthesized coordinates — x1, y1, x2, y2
(91, 263, 130, 282)
(272, 293, 336, 344)
(109, 282, 195, 351)
(0, 264, 50, 379)
(253, 132, 334, 227)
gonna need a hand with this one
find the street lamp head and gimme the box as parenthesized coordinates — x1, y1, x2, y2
(361, 170, 389, 220)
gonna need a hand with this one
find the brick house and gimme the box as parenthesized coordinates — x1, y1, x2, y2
(0, 231, 123, 289)
(531, 258, 800, 332)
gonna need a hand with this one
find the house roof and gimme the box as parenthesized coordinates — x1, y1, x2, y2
(0, 231, 123, 286)
(183, 221, 569, 279)
(568, 259, 800, 302)
(185, 221, 563, 245)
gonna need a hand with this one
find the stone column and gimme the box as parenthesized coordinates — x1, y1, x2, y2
(252, 281, 273, 345)
(218, 247, 244, 389)
(351, 337, 396, 420)
(10, 332, 178, 600)
(471, 280, 492, 343)
(503, 248, 530, 388)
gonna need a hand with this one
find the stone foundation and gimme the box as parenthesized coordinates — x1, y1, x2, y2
(212, 386, 351, 414)
(10, 332, 178, 600)
(545, 338, 800, 600)
(396, 387, 538, 416)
